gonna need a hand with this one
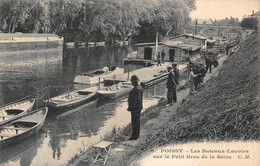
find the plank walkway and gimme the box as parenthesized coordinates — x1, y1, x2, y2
(104, 62, 187, 87)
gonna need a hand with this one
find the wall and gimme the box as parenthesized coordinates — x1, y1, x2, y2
(0, 41, 60, 51)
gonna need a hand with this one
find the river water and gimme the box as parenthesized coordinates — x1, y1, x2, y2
(0, 45, 167, 166)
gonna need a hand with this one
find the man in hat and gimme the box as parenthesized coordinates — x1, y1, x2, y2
(166, 65, 177, 106)
(127, 75, 143, 140)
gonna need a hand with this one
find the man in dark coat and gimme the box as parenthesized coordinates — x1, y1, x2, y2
(127, 75, 143, 140)
(157, 52, 162, 66)
(166, 65, 177, 105)
(172, 62, 179, 86)
(161, 50, 166, 64)
(204, 55, 212, 73)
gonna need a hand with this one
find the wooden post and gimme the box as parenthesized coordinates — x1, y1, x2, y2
(48, 85, 51, 102)
(127, 70, 130, 81)
(99, 77, 101, 90)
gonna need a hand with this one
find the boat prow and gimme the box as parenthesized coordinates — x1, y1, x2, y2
(0, 99, 36, 126)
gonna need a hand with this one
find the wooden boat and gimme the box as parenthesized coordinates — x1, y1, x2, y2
(0, 107, 48, 148)
(74, 67, 124, 85)
(0, 99, 36, 126)
(97, 82, 133, 99)
(46, 89, 96, 108)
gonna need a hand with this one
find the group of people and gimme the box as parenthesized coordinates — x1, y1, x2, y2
(126, 55, 217, 141)
(157, 50, 166, 66)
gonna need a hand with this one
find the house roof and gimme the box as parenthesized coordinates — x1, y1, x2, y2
(162, 40, 201, 51)
(168, 34, 207, 41)
(133, 42, 164, 46)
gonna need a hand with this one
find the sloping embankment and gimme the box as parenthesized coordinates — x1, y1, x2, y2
(151, 32, 260, 145)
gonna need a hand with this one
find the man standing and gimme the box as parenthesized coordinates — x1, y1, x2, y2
(157, 51, 162, 66)
(205, 55, 212, 73)
(161, 50, 166, 64)
(127, 75, 143, 140)
(166, 65, 177, 106)
(172, 62, 179, 86)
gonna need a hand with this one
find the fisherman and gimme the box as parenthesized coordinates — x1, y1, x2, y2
(166, 65, 177, 106)
(127, 75, 143, 140)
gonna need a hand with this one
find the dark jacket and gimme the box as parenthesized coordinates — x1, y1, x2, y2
(205, 57, 213, 65)
(167, 70, 176, 89)
(127, 84, 143, 112)
(173, 67, 179, 85)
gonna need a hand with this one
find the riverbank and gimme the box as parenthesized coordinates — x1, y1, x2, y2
(66, 32, 259, 166)
(0, 33, 63, 51)
(65, 50, 226, 165)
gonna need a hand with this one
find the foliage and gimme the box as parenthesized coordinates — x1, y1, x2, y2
(211, 17, 240, 26)
(240, 17, 258, 30)
(0, 0, 196, 43)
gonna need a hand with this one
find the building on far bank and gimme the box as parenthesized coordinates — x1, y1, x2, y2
(124, 34, 208, 65)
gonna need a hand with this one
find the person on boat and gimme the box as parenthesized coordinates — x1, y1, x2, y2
(166, 65, 177, 106)
(161, 50, 166, 64)
(157, 51, 162, 66)
(127, 75, 143, 140)
(102, 65, 109, 73)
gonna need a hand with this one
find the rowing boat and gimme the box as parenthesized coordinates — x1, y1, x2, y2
(0, 99, 35, 126)
(97, 82, 133, 99)
(47, 90, 96, 108)
(73, 67, 124, 85)
(0, 107, 48, 148)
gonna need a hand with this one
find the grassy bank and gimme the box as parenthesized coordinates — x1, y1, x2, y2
(67, 33, 259, 166)
(124, 32, 260, 165)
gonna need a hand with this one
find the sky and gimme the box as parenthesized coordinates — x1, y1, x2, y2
(190, 0, 260, 21)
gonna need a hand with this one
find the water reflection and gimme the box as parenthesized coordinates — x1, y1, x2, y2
(0, 45, 166, 166)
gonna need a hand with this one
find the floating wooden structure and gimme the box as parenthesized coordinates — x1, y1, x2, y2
(74, 67, 124, 85)
(104, 63, 187, 88)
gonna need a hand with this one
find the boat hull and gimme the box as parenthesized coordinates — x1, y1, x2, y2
(0, 107, 48, 148)
(97, 83, 132, 99)
(74, 67, 124, 85)
(0, 99, 35, 126)
(47, 91, 96, 109)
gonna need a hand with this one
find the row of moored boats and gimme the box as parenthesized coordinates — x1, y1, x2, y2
(0, 66, 130, 148)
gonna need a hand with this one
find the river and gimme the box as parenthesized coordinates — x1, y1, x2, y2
(0, 45, 167, 166)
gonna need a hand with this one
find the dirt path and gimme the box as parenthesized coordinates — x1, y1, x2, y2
(70, 54, 228, 166)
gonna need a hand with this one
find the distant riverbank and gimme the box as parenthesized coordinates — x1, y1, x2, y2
(0, 33, 63, 51)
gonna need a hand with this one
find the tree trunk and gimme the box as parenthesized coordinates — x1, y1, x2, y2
(8, 16, 14, 33)
(11, 16, 17, 33)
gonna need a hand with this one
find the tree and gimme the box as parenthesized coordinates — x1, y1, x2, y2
(240, 17, 258, 30)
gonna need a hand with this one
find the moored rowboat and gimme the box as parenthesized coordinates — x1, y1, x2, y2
(0, 99, 35, 126)
(97, 82, 133, 99)
(74, 67, 124, 85)
(0, 107, 48, 148)
(46, 90, 96, 108)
